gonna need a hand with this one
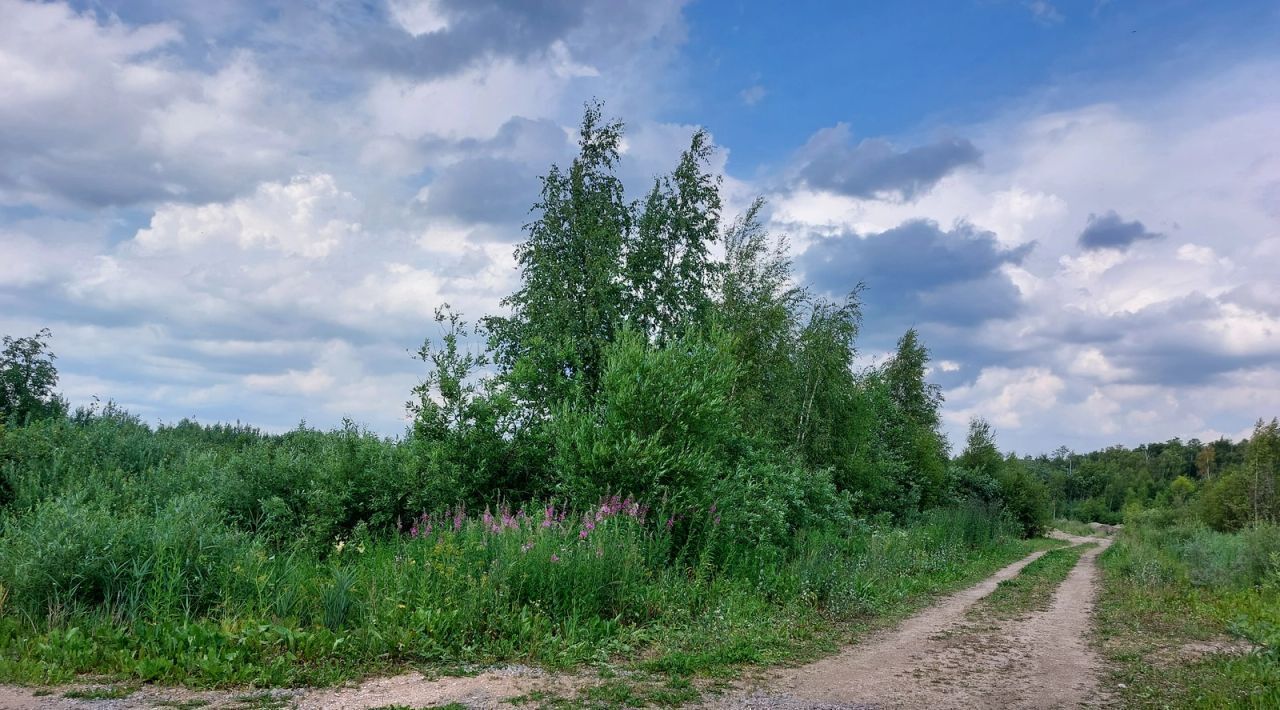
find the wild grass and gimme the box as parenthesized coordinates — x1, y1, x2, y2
(1051, 518, 1096, 537)
(0, 411, 1044, 693)
(1097, 522, 1280, 708)
(0, 495, 1033, 689)
(970, 542, 1090, 621)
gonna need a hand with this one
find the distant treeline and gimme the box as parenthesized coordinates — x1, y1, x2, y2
(1020, 421, 1280, 530)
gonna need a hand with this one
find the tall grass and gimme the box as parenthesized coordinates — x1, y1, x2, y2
(1098, 520, 1280, 706)
(0, 413, 1028, 687)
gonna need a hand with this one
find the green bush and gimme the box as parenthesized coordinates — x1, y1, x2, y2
(549, 328, 742, 505)
(0, 492, 256, 622)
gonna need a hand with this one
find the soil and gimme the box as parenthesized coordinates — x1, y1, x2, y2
(0, 534, 1124, 709)
(708, 534, 1114, 709)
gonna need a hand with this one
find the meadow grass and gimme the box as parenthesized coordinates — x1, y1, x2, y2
(1096, 523, 1280, 708)
(969, 542, 1091, 622)
(0, 496, 1035, 690)
(0, 412, 1046, 696)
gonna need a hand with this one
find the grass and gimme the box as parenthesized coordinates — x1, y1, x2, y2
(969, 542, 1093, 621)
(62, 684, 136, 700)
(1052, 518, 1097, 537)
(1095, 523, 1280, 708)
(0, 487, 1039, 693)
(0, 412, 1053, 705)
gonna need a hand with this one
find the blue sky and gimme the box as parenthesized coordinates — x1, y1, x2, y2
(2, 0, 1278, 453)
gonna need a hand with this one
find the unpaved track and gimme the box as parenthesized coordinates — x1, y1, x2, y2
(719, 534, 1113, 709)
(0, 535, 1112, 709)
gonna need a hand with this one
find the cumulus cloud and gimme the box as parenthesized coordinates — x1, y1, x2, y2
(1078, 210, 1162, 251)
(0, 1, 310, 208)
(778, 59, 1280, 451)
(800, 220, 1032, 330)
(793, 124, 981, 201)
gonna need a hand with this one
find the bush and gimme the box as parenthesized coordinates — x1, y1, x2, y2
(705, 457, 851, 565)
(549, 328, 742, 504)
(0, 492, 257, 622)
(995, 462, 1051, 538)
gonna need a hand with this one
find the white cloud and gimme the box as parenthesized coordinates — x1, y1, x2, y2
(779, 59, 1280, 451)
(387, 0, 450, 36)
(0, 0, 309, 207)
(946, 367, 1066, 430)
(135, 174, 360, 259)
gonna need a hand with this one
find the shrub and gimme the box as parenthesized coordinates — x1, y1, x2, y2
(549, 328, 742, 505)
(995, 462, 1051, 538)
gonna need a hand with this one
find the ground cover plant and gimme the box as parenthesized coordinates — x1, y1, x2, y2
(969, 542, 1092, 622)
(1096, 520, 1280, 708)
(0, 105, 1053, 694)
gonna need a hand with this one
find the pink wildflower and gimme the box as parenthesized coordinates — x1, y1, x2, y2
(550, 554, 560, 563)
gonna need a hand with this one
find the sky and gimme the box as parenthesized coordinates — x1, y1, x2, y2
(2, 0, 1278, 454)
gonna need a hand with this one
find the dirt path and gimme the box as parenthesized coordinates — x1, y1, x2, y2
(719, 534, 1113, 709)
(0, 535, 1113, 709)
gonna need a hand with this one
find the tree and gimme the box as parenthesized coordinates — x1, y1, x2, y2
(713, 198, 806, 443)
(958, 418, 1003, 475)
(883, 329, 942, 432)
(625, 129, 722, 342)
(880, 329, 948, 506)
(1244, 418, 1280, 525)
(1195, 445, 1217, 479)
(486, 102, 632, 414)
(1, 329, 65, 424)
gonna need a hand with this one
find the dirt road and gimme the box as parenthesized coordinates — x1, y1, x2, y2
(719, 534, 1113, 709)
(0, 535, 1113, 709)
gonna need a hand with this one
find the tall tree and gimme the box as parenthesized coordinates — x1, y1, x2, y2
(625, 130, 723, 342)
(878, 328, 948, 506)
(1, 329, 65, 424)
(713, 199, 806, 442)
(486, 103, 632, 413)
(1245, 417, 1280, 524)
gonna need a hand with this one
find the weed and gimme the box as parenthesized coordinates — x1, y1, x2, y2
(62, 684, 136, 700)
(971, 543, 1093, 621)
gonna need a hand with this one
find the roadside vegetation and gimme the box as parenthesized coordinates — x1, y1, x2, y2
(1098, 520, 1279, 708)
(970, 543, 1092, 622)
(0, 105, 1052, 693)
(1049, 418, 1280, 707)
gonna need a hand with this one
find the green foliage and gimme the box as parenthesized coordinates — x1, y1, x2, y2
(995, 458, 1051, 538)
(486, 103, 632, 412)
(0, 329, 65, 425)
(625, 129, 722, 342)
(1098, 521, 1280, 707)
(951, 418, 1050, 537)
(0, 104, 1042, 690)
